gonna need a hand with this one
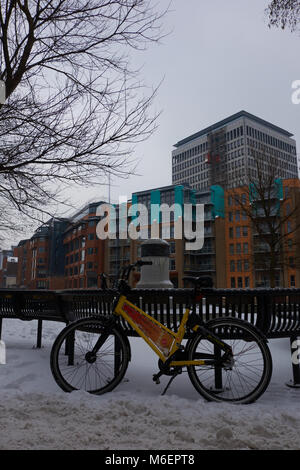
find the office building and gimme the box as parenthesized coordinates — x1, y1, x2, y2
(172, 110, 298, 190)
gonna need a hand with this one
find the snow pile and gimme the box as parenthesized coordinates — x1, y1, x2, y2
(0, 318, 300, 450)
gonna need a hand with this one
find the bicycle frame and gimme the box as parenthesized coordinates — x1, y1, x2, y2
(113, 293, 231, 368)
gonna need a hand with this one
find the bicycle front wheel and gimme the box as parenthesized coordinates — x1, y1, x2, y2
(187, 318, 272, 404)
(50, 317, 130, 395)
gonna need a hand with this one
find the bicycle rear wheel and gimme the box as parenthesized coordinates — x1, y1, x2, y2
(187, 318, 272, 404)
(50, 317, 130, 394)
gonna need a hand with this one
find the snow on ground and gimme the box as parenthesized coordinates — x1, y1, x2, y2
(1, 317, 300, 450)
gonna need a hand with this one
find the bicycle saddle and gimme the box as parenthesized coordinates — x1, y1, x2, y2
(182, 276, 213, 288)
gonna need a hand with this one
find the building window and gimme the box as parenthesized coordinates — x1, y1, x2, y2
(242, 226, 248, 236)
(245, 276, 250, 288)
(228, 211, 233, 222)
(236, 227, 241, 238)
(230, 277, 236, 288)
(237, 260, 242, 272)
(243, 242, 249, 254)
(237, 277, 243, 288)
(229, 244, 234, 255)
(289, 257, 295, 268)
(169, 259, 176, 270)
(291, 275, 296, 287)
(230, 260, 235, 272)
(244, 260, 250, 271)
(236, 243, 241, 254)
(285, 186, 290, 198)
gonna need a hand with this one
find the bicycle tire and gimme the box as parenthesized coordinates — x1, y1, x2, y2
(187, 317, 272, 404)
(50, 317, 130, 395)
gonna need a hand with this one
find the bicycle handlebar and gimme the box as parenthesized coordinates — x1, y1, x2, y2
(120, 260, 153, 281)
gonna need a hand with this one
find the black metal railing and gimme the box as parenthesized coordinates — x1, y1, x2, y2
(1, 286, 300, 384)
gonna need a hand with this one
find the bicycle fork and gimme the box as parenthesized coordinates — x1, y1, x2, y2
(85, 324, 114, 364)
(192, 324, 234, 368)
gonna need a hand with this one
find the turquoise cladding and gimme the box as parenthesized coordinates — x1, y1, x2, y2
(151, 189, 161, 223)
(211, 185, 224, 218)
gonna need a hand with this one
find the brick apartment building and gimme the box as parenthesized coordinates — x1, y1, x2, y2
(15, 218, 69, 289)
(11, 178, 300, 290)
(130, 179, 300, 289)
(9, 110, 300, 290)
(0, 249, 18, 288)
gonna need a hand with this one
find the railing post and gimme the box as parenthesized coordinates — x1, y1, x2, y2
(256, 291, 272, 335)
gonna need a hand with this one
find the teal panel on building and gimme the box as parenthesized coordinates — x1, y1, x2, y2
(275, 178, 283, 214)
(211, 185, 224, 218)
(275, 178, 283, 201)
(151, 189, 161, 223)
(190, 189, 197, 205)
(249, 183, 258, 204)
(174, 186, 184, 220)
(131, 193, 139, 226)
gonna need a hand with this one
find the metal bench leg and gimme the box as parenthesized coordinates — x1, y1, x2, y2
(67, 330, 75, 366)
(114, 335, 121, 377)
(213, 345, 224, 392)
(286, 335, 300, 389)
(36, 319, 43, 348)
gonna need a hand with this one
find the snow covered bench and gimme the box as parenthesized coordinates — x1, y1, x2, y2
(0, 289, 67, 348)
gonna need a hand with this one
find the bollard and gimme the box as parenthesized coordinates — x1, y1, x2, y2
(136, 239, 174, 289)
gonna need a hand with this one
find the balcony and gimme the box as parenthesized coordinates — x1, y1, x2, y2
(184, 264, 216, 273)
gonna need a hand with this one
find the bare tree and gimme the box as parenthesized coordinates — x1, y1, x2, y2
(229, 146, 300, 287)
(266, 0, 300, 31)
(0, 1, 168, 236)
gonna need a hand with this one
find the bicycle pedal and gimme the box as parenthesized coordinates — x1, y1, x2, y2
(153, 373, 161, 384)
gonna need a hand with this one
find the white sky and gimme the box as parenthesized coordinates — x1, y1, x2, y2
(71, 0, 300, 204)
(8, 0, 300, 245)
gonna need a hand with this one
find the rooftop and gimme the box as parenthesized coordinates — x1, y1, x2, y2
(173, 110, 294, 148)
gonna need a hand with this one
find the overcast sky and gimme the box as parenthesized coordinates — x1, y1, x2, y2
(69, 0, 300, 207)
(10, 0, 300, 245)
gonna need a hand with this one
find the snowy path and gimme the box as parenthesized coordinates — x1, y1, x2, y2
(0, 318, 300, 450)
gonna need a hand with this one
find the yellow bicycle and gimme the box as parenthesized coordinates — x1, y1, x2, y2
(50, 261, 272, 403)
